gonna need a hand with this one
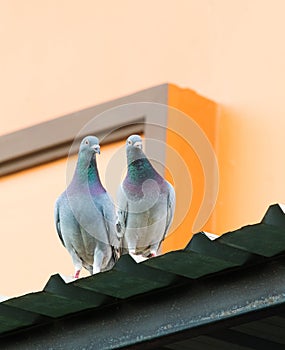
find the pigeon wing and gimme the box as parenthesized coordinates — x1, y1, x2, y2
(54, 197, 65, 247)
(116, 184, 128, 238)
(162, 182, 176, 241)
(101, 193, 119, 247)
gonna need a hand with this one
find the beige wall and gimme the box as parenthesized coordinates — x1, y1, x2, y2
(1, 0, 285, 295)
(2, 0, 284, 135)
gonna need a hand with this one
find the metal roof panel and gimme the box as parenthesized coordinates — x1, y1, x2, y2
(1, 203, 285, 346)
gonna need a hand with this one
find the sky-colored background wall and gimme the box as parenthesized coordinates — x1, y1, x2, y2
(1, 0, 285, 296)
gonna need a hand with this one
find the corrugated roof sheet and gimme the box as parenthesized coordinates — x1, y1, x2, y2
(1, 203, 285, 348)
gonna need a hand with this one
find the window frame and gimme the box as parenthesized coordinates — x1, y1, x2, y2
(0, 84, 169, 177)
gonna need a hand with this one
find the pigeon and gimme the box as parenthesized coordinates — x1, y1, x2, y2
(54, 136, 119, 278)
(116, 135, 175, 258)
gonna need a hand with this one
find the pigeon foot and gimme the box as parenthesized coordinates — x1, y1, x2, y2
(147, 251, 157, 258)
(74, 270, 81, 279)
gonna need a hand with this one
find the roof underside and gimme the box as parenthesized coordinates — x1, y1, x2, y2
(1, 204, 285, 349)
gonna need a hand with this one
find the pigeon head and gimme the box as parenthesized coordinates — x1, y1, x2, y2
(126, 135, 143, 150)
(126, 135, 144, 163)
(80, 136, 101, 156)
(72, 135, 104, 188)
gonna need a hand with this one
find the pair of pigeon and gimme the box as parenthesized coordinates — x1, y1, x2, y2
(54, 135, 175, 278)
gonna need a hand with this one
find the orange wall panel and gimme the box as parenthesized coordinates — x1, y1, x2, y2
(162, 85, 220, 252)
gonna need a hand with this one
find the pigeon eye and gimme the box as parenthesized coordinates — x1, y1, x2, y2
(85, 140, 89, 145)
(127, 140, 132, 145)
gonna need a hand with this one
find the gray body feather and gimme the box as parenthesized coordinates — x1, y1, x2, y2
(116, 135, 175, 257)
(55, 136, 119, 277)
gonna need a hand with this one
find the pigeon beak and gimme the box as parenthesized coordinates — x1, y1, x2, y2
(133, 141, 142, 149)
(91, 144, 101, 154)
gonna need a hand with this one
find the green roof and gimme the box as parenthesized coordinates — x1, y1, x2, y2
(1, 204, 285, 349)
